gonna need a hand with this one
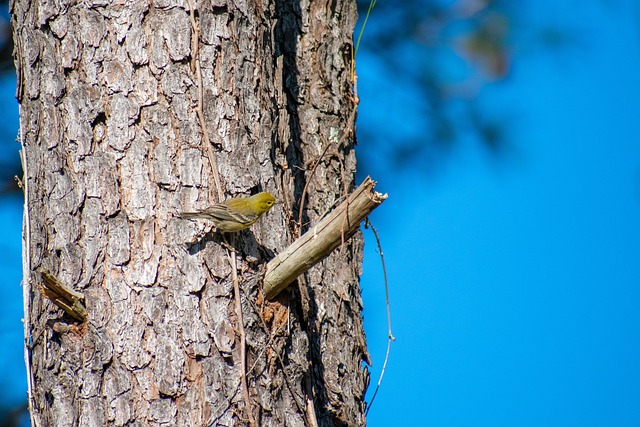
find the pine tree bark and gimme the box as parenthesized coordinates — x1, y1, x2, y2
(13, 0, 368, 426)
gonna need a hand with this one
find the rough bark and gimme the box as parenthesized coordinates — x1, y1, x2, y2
(13, 0, 368, 426)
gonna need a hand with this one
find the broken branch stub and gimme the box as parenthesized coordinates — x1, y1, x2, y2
(37, 270, 87, 322)
(264, 176, 387, 299)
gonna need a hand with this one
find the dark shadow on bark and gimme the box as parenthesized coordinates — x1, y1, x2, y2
(272, 1, 337, 425)
(273, 0, 308, 230)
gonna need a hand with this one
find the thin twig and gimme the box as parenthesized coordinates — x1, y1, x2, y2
(304, 377, 319, 427)
(337, 155, 349, 251)
(187, 4, 255, 425)
(246, 323, 280, 377)
(210, 385, 241, 426)
(296, 142, 332, 238)
(277, 352, 309, 424)
(246, 298, 308, 423)
(296, 107, 357, 237)
(185, 0, 199, 73)
(186, 0, 224, 202)
(364, 219, 395, 416)
(355, 0, 377, 57)
(228, 236, 256, 427)
(187, 3, 251, 424)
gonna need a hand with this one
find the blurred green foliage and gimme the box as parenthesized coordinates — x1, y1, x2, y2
(354, 0, 575, 175)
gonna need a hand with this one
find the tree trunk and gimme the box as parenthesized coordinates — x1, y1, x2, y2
(13, 0, 368, 426)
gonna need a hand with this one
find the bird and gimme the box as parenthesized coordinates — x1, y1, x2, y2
(180, 192, 276, 233)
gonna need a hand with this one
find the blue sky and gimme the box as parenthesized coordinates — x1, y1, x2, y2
(0, 66, 25, 416)
(1, 1, 640, 426)
(359, 1, 640, 426)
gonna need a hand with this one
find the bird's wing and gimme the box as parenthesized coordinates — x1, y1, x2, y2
(179, 204, 234, 221)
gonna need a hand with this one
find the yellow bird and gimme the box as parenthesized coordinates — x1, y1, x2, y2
(180, 192, 276, 233)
